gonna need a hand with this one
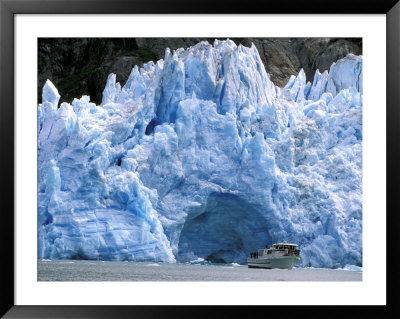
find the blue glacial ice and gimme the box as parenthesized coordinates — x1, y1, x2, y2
(38, 40, 362, 268)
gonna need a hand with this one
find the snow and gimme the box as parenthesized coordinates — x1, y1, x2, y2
(38, 40, 362, 268)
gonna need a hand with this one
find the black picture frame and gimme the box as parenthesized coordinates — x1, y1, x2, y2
(1, 0, 398, 317)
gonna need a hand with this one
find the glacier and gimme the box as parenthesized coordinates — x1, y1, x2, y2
(38, 40, 362, 268)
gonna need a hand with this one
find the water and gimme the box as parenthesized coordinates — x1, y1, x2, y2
(38, 260, 362, 281)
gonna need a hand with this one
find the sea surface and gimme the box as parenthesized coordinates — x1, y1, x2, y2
(38, 260, 362, 281)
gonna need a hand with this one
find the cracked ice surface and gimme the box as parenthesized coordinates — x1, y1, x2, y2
(38, 40, 362, 268)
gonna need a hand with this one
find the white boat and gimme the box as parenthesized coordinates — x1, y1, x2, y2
(247, 241, 300, 269)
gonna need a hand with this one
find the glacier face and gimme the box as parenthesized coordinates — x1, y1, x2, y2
(38, 40, 362, 268)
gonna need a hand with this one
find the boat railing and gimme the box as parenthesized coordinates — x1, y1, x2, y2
(249, 248, 300, 258)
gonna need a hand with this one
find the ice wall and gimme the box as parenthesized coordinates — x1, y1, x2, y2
(38, 40, 362, 268)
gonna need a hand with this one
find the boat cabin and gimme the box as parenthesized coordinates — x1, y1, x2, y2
(272, 243, 298, 251)
(249, 241, 300, 259)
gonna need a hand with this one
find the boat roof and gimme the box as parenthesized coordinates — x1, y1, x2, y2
(272, 242, 298, 246)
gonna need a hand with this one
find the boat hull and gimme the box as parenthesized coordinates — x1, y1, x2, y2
(247, 256, 300, 270)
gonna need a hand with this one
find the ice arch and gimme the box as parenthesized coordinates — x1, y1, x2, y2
(177, 193, 271, 264)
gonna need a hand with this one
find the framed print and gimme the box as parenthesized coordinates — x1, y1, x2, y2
(1, 0, 399, 317)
